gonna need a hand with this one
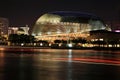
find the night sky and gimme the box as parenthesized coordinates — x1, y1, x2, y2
(0, 0, 120, 27)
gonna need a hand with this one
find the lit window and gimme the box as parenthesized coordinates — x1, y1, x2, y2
(117, 44, 120, 47)
(108, 45, 112, 47)
(99, 38, 103, 41)
(95, 39, 98, 41)
(40, 43, 43, 46)
(68, 43, 72, 47)
(91, 39, 94, 41)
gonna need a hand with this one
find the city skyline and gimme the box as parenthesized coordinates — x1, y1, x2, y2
(0, 0, 120, 27)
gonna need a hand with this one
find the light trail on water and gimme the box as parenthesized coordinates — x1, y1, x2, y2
(53, 57, 120, 66)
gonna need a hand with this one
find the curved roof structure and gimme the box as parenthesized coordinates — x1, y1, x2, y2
(48, 11, 100, 19)
(32, 11, 107, 36)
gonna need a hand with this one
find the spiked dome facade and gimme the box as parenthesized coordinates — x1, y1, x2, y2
(32, 11, 109, 41)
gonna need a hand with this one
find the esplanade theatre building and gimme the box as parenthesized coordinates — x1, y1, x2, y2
(32, 11, 109, 42)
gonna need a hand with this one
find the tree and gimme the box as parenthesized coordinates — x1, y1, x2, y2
(54, 40, 61, 44)
(78, 37, 87, 44)
(8, 34, 19, 43)
(8, 34, 35, 46)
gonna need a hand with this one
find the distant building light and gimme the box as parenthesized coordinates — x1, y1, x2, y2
(99, 38, 103, 41)
(108, 44, 112, 47)
(21, 43, 24, 46)
(32, 34, 35, 36)
(115, 30, 120, 32)
(68, 43, 73, 47)
(12, 27, 18, 30)
(38, 33, 42, 36)
(57, 31, 61, 34)
(47, 32, 51, 35)
(91, 39, 94, 41)
(95, 39, 98, 41)
(40, 43, 43, 46)
(117, 44, 120, 47)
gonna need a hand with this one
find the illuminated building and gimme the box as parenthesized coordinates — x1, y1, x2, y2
(32, 11, 110, 42)
(8, 27, 18, 35)
(0, 17, 9, 35)
(8, 25, 29, 35)
(87, 30, 120, 47)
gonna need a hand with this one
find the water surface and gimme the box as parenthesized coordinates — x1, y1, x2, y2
(0, 49, 120, 80)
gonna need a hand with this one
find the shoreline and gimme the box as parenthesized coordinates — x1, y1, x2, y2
(0, 45, 50, 52)
(0, 45, 120, 51)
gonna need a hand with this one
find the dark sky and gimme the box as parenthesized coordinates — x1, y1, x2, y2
(0, 0, 120, 27)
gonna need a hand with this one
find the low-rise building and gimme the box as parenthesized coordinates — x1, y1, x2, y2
(87, 30, 120, 47)
(8, 25, 29, 35)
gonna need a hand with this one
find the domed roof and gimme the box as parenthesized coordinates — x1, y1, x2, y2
(48, 11, 100, 19)
(36, 11, 101, 24)
(36, 13, 61, 24)
(32, 11, 107, 36)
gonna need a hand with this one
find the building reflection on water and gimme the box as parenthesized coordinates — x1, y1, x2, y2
(0, 49, 119, 80)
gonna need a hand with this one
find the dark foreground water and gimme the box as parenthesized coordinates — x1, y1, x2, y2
(0, 48, 120, 80)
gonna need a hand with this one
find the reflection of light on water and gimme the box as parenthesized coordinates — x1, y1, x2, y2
(0, 52, 4, 68)
(0, 48, 5, 51)
(68, 49, 72, 80)
(68, 49, 72, 62)
(0, 52, 4, 57)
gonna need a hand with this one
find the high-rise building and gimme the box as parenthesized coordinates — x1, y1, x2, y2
(0, 17, 9, 35)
